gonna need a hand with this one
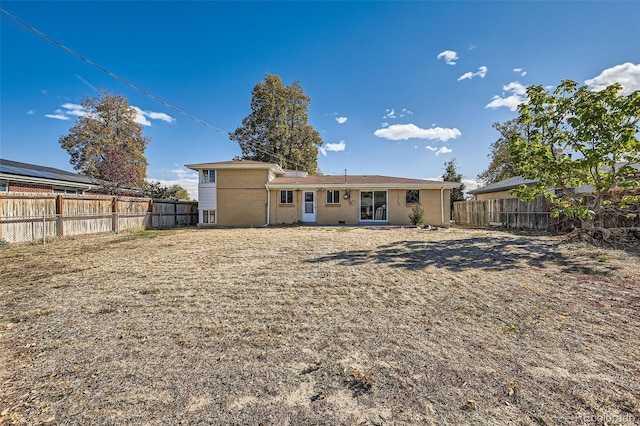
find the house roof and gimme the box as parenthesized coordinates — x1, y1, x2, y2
(468, 176, 537, 195)
(0, 158, 94, 186)
(268, 174, 461, 189)
(185, 159, 285, 173)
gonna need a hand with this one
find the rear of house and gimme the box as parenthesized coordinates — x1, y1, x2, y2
(187, 160, 459, 227)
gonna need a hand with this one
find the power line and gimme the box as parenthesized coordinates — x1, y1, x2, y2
(0, 8, 343, 176)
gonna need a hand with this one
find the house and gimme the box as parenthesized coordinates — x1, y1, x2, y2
(468, 176, 594, 201)
(185, 160, 460, 227)
(0, 158, 97, 194)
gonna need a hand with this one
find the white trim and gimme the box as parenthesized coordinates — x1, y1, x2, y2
(266, 182, 460, 190)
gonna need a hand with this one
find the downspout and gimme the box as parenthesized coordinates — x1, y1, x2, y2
(440, 187, 445, 225)
(264, 187, 270, 227)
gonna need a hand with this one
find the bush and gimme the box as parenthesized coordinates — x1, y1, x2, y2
(408, 206, 425, 226)
(0, 238, 9, 249)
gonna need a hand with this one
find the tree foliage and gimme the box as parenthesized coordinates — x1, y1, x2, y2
(508, 80, 640, 226)
(477, 119, 526, 185)
(443, 158, 466, 203)
(229, 74, 323, 174)
(59, 90, 149, 191)
(142, 181, 190, 200)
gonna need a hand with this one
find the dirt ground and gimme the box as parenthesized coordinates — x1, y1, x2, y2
(1, 226, 638, 425)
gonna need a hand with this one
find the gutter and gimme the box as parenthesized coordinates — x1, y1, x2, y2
(441, 187, 445, 224)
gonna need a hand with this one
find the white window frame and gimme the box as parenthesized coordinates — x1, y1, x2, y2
(0, 180, 7, 192)
(202, 210, 216, 224)
(280, 190, 293, 204)
(201, 169, 216, 183)
(53, 187, 78, 194)
(326, 189, 340, 204)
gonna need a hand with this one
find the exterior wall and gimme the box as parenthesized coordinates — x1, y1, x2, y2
(268, 187, 451, 226)
(269, 189, 301, 224)
(9, 182, 54, 193)
(216, 169, 269, 226)
(316, 189, 359, 225)
(387, 189, 450, 226)
(474, 190, 517, 201)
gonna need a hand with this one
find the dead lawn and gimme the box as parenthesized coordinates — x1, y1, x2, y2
(1, 226, 639, 425)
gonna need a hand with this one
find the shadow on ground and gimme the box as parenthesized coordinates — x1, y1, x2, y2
(309, 236, 618, 275)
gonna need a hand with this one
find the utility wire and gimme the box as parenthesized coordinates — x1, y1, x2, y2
(1, 8, 342, 175)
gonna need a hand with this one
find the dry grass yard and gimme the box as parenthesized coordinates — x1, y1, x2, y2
(1, 227, 639, 425)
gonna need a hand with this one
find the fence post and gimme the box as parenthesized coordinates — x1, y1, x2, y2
(174, 200, 178, 227)
(56, 194, 64, 237)
(112, 196, 119, 234)
(0, 194, 3, 241)
(42, 211, 46, 245)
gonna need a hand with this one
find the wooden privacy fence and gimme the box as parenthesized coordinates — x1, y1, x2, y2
(454, 195, 640, 231)
(0, 193, 198, 243)
(453, 196, 552, 230)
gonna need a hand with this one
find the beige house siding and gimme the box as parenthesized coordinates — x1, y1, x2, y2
(269, 189, 301, 224)
(475, 190, 516, 201)
(386, 189, 450, 226)
(216, 169, 269, 226)
(317, 189, 359, 225)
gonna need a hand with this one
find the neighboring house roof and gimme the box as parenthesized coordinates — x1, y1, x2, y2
(468, 176, 537, 195)
(268, 175, 460, 189)
(0, 158, 95, 189)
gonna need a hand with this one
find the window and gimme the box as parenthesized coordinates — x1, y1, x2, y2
(280, 190, 293, 204)
(326, 189, 340, 204)
(201, 169, 216, 183)
(0, 180, 7, 192)
(202, 210, 216, 224)
(53, 188, 78, 194)
(406, 189, 420, 204)
(360, 191, 387, 221)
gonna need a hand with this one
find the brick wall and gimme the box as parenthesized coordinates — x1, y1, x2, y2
(9, 183, 53, 193)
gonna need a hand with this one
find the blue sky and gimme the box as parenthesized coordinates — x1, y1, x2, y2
(1, 1, 639, 199)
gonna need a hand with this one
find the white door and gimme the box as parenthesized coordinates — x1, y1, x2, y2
(302, 190, 316, 222)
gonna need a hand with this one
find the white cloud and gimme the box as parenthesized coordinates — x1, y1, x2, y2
(485, 81, 527, 111)
(133, 107, 152, 126)
(584, 62, 640, 95)
(44, 112, 69, 121)
(437, 50, 459, 65)
(61, 103, 88, 117)
(46, 102, 176, 126)
(458, 65, 487, 81)
(401, 108, 413, 116)
(336, 116, 347, 124)
(319, 140, 347, 156)
(462, 178, 480, 193)
(381, 122, 389, 128)
(383, 109, 396, 119)
(146, 111, 176, 123)
(374, 124, 461, 141)
(26, 110, 34, 115)
(513, 68, 527, 77)
(426, 146, 452, 155)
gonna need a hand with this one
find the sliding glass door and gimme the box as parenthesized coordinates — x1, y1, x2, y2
(360, 191, 387, 221)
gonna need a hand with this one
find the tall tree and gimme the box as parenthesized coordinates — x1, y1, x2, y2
(477, 119, 527, 185)
(508, 80, 640, 228)
(229, 74, 323, 174)
(443, 159, 466, 216)
(59, 90, 149, 191)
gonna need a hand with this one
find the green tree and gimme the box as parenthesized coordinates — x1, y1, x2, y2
(508, 80, 640, 228)
(443, 158, 466, 200)
(142, 181, 190, 200)
(477, 119, 526, 185)
(59, 90, 149, 190)
(230, 73, 323, 174)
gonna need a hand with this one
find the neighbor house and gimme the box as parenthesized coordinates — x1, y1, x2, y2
(469, 176, 594, 201)
(185, 160, 460, 227)
(0, 158, 98, 194)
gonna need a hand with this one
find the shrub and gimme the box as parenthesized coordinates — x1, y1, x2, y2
(408, 205, 425, 226)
